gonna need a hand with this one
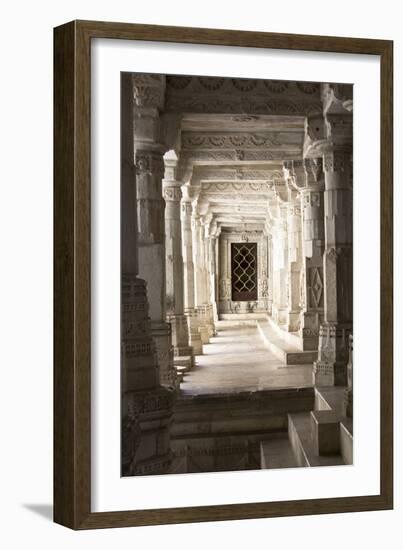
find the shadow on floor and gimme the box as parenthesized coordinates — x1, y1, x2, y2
(23, 504, 53, 522)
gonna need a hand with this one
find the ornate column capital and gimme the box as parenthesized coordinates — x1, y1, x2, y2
(135, 149, 165, 178)
(303, 158, 325, 191)
(303, 113, 328, 158)
(163, 155, 183, 202)
(325, 113, 353, 149)
(132, 74, 166, 110)
(181, 182, 199, 203)
(322, 83, 353, 114)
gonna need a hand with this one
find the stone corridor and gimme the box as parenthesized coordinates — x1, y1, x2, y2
(181, 321, 312, 395)
(120, 73, 354, 477)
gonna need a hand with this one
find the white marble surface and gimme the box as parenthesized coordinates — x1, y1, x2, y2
(181, 322, 312, 395)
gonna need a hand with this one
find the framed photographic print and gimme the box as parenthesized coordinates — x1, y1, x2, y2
(54, 20, 393, 529)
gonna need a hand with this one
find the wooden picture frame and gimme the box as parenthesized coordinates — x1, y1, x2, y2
(54, 19, 393, 529)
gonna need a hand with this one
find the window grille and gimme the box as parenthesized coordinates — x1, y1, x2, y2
(231, 243, 258, 301)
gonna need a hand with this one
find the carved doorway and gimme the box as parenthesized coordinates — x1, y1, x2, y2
(231, 243, 258, 301)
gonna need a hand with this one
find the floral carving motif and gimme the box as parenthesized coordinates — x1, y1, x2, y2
(198, 76, 225, 90)
(296, 82, 320, 94)
(231, 78, 258, 92)
(167, 76, 192, 89)
(263, 80, 289, 93)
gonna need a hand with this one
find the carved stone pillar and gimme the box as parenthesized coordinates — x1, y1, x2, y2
(192, 204, 209, 344)
(181, 184, 203, 355)
(218, 232, 231, 314)
(209, 223, 220, 323)
(121, 74, 174, 477)
(301, 159, 326, 350)
(163, 156, 193, 368)
(271, 201, 289, 326)
(344, 334, 353, 417)
(285, 159, 326, 350)
(286, 187, 303, 332)
(314, 147, 353, 386)
(133, 75, 175, 389)
(265, 219, 274, 316)
(202, 214, 216, 337)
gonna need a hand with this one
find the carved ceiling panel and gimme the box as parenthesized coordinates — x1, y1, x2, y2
(165, 77, 322, 117)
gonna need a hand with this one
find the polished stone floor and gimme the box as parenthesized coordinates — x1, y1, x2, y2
(180, 322, 313, 396)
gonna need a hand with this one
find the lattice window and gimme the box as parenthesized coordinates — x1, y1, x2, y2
(231, 243, 258, 301)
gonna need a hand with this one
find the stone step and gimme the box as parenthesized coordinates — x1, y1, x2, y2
(314, 386, 346, 414)
(288, 412, 345, 467)
(257, 319, 317, 365)
(340, 418, 353, 465)
(174, 355, 193, 372)
(173, 387, 315, 438)
(219, 313, 267, 321)
(260, 437, 300, 469)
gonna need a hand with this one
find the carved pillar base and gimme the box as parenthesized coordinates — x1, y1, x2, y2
(205, 304, 216, 337)
(151, 320, 176, 388)
(286, 310, 301, 332)
(122, 275, 159, 390)
(185, 308, 203, 355)
(313, 323, 351, 386)
(167, 314, 193, 357)
(300, 311, 321, 351)
(122, 386, 175, 476)
(272, 305, 288, 327)
(197, 305, 210, 344)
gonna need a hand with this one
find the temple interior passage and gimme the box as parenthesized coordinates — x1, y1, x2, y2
(180, 321, 312, 395)
(121, 73, 354, 477)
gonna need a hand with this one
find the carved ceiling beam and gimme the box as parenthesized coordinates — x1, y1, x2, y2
(180, 149, 302, 164)
(165, 77, 322, 117)
(181, 131, 303, 150)
(192, 164, 284, 182)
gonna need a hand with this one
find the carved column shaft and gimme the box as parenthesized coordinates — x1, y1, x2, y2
(289, 158, 325, 351)
(181, 188, 203, 355)
(121, 73, 174, 477)
(163, 164, 192, 360)
(271, 204, 289, 326)
(192, 208, 209, 344)
(134, 100, 175, 388)
(202, 216, 215, 337)
(210, 234, 219, 322)
(314, 148, 353, 386)
(286, 195, 303, 332)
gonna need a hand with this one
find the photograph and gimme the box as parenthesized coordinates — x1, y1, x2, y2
(121, 72, 354, 477)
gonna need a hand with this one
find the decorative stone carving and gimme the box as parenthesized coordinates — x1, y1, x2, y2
(121, 73, 174, 477)
(163, 157, 193, 364)
(182, 132, 284, 149)
(132, 73, 165, 109)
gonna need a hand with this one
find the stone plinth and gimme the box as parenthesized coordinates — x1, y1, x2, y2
(310, 410, 341, 456)
(122, 386, 175, 476)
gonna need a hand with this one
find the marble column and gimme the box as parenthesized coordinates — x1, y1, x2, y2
(285, 159, 325, 351)
(265, 219, 274, 316)
(314, 147, 353, 386)
(344, 334, 353, 417)
(192, 203, 210, 344)
(133, 75, 176, 389)
(209, 222, 220, 323)
(286, 186, 303, 332)
(202, 214, 216, 337)
(181, 183, 203, 355)
(163, 156, 193, 368)
(271, 201, 289, 327)
(218, 231, 231, 314)
(121, 73, 174, 477)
